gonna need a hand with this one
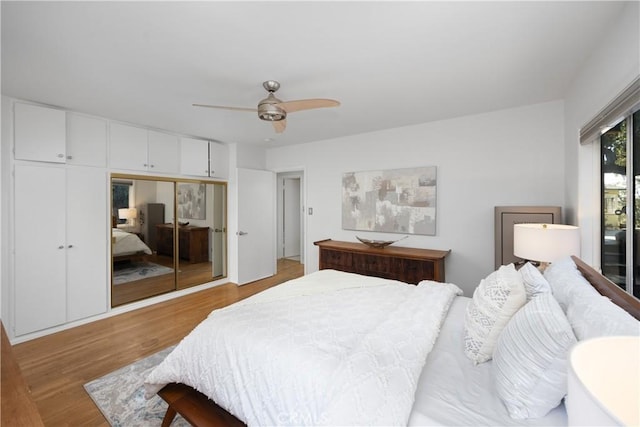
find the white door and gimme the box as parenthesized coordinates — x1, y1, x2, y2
(283, 178, 301, 258)
(14, 165, 67, 335)
(237, 168, 275, 285)
(66, 168, 108, 322)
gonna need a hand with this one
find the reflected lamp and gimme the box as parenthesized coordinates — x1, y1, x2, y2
(118, 207, 138, 226)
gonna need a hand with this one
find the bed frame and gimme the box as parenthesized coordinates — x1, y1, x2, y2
(156, 256, 640, 426)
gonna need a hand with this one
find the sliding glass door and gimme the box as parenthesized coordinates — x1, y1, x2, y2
(601, 110, 640, 298)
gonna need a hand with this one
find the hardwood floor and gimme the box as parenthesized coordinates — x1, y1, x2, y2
(6, 259, 303, 426)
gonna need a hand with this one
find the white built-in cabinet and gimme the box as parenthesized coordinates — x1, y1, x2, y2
(14, 102, 66, 163)
(110, 123, 179, 173)
(180, 137, 229, 179)
(66, 112, 107, 167)
(14, 103, 108, 167)
(14, 164, 107, 336)
(10, 99, 229, 337)
(210, 142, 229, 179)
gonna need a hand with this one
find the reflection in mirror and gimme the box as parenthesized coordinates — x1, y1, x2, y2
(111, 177, 176, 307)
(176, 181, 227, 289)
(111, 175, 227, 307)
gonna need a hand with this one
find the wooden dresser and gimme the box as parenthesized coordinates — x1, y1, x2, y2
(156, 224, 209, 263)
(314, 239, 450, 284)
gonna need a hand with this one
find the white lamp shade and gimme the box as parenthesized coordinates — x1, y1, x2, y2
(567, 336, 640, 426)
(118, 207, 137, 220)
(513, 223, 580, 263)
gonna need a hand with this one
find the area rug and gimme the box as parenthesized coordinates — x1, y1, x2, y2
(113, 262, 174, 285)
(84, 345, 190, 427)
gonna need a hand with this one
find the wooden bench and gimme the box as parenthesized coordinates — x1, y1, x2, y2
(158, 383, 245, 427)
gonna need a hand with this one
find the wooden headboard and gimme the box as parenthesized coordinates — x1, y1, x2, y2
(572, 256, 640, 321)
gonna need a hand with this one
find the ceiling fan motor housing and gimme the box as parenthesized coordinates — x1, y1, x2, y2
(258, 92, 286, 121)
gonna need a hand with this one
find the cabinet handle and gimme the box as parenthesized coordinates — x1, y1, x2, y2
(143, 163, 148, 167)
(57, 153, 64, 158)
(150, 164, 155, 168)
(68, 245, 73, 248)
(67, 155, 73, 160)
(58, 245, 64, 249)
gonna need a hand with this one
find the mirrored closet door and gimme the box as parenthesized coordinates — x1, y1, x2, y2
(111, 174, 227, 307)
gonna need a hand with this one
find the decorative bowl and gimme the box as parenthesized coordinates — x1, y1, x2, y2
(356, 235, 407, 249)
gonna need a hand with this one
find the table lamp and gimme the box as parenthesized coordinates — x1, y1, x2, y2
(567, 336, 639, 426)
(513, 223, 580, 269)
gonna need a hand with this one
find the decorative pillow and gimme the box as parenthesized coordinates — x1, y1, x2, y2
(463, 264, 526, 364)
(543, 256, 599, 311)
(566, 294, 640, 340)
(493, 293, 577, 419)
(520, 262, 551, 300)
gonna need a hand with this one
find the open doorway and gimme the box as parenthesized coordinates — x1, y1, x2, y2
(276, 171, 304, 271)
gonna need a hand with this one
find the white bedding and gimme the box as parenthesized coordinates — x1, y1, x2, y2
(145, 270, 462, 426)
(409, 297, 568, 426)
(112, 228, 152, 256)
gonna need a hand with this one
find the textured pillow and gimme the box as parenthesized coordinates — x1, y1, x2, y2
(463, 264, 526, 364)
(566, 294, 640, 340)
(494, 293, 577, 419)
(520, 262, 551, 300)
(543, 256, 599, 311)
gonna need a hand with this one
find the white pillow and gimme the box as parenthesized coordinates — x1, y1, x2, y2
(543, 256, 599, 311)
(567, 294, 640, 340)
(519, 262, 551, 300)
(463, 264, 526, 364)
(494, 293, 577, 419)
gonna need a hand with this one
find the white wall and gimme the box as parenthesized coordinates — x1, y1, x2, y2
(564, 1, 640, 266)
(267, 101, 565, 295)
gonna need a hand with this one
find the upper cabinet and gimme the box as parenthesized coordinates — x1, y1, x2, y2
(210, 142, 229, 179)
(14, 103, 108, 167)
(180, 137, 229, 179)
(109, 123, 179, 174)
(14, 102, 66, 163)
(66, 113, 107, 167)
(13, 100, 226, 180)
(180, 137, 209, 177)
(148, 130, 180, 174)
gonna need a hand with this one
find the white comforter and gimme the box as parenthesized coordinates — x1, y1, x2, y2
(112, 228, 152, 256)
(144, 270, 462, 426)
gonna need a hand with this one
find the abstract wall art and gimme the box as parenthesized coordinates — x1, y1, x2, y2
(342, 166, 437, 235)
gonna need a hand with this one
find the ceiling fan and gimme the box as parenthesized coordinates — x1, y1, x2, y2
(193, 80, 340, 133)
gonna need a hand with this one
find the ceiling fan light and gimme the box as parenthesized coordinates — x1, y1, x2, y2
(258, 103, 286, 121)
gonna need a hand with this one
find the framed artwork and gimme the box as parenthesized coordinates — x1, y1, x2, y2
(342, 166, 437, 235)
(177, 183, 206, 220)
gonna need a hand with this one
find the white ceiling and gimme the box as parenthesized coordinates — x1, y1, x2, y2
(1, 1, 627, 147)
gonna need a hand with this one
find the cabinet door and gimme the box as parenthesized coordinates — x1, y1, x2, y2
(14, 165, 67, 335)
(14, 103, 66, 163)
(66, 168, 107, 322)
(109, 123, 148, 171)
(148, 130, 179, 174)
(209, 142, 229, 179)
(180, 137, 210, 177)
(66, 113, 107, 167)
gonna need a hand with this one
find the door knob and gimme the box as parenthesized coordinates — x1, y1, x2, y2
(237, 231, 248, 236)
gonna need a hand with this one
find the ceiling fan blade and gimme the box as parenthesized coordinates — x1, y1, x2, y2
(193, 104, 257, 113)
(272, 119, 287, 134)
(277, 99, 340, 113)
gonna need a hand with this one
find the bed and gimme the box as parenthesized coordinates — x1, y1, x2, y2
(112, 228, 152, 262)
(144, 256, 640, 426)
